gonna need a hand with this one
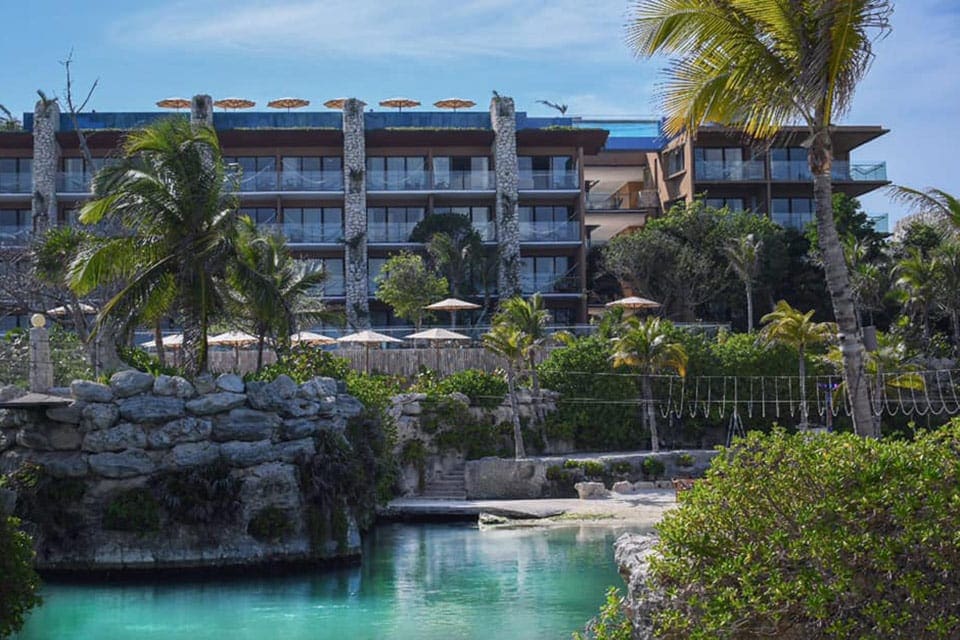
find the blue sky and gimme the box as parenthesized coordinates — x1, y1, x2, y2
(2, 0, 958, 224)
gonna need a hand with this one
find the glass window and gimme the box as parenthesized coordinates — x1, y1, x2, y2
(240, 207, 276, 224)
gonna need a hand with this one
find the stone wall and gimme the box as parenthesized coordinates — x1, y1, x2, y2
(0, 371, 369, 572)
(31, 98, 59, 233)
(490, 95, 521, 297)
(614, 533, 663, 640)
(342, 98, 370, 329)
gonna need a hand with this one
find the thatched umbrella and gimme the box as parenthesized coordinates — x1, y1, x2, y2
(405, 328, 471, 372)
(290, 331, 337, 345)
(323, 98, 366, 110)
(208, 330, 258, 369)
(213, 98, 256, 110)
(379, 97, 421, 112)
(337, 330, 403, 374)
(267, 97, 310, 111)
(425, 297, 481, 329)
(46, 303, 97, 317)
(156, 97, 190, 110)
(605, 296, 661, 315)
(434, 98, 476, 111)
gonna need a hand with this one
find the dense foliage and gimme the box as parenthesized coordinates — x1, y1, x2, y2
(374, 251, 448, 329)
(0, 515, 41, 639)
(0, 326, 91, 387)
(650, 425, 960, 639)
(572, 587, 633, 640)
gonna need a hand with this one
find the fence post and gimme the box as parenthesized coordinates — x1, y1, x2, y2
(29, 314, 53, 392)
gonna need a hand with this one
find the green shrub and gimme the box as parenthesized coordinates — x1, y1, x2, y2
(434, 369, 507, 409)
(400, 439, 428, 491)
(251, 346, 350, 383)
(247, 507, 294, 543)
(572, 587, 633, 640)
(345, 372, 402, 414)
(546, 465, 567, 481)
(153, 460, 241, 525)
(103, 488, 160, 533)
(641, 457, 665, 479)
(610, 461, 633, 475)
(118, 346, 182, 378)
(580, 460, 607, 478)
(0, 516, 42, 639)
(674, 453, 695, 468)
(650, 426, 960, 639)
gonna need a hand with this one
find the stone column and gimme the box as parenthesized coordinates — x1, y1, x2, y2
(191, 95, 214, 127)
(32, 99, 60, 233)
(343, 98, 370, 329)
(491, 96, 521, 298)
(29, 321, 53, 393)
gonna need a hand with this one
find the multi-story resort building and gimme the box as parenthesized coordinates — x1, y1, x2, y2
(0, 95, 889, 330)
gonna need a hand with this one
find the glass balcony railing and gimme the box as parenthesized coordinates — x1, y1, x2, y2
(432, 170, 495, 191)
(0, 173, 32, 194)
(771, 211, 813, 230)
(473, 221, 497, 242)
(695, 160, 766, 181)
(519, 221, 580, 242)
(0, 228, 32, 246)
(260, 224, 344, 244)
(57, 172, 94, 192)
(586, 190, 660, 210)
(518, 170, 579, 190)
(521, 274, 580, 294)
(366, 170, 429, 191)
(321, 278, 346, 297)
(770, 160, 888, 182)
(232, 170, 278, 192)
(367, 221, 420, 243)
(280, 170, 344, 192)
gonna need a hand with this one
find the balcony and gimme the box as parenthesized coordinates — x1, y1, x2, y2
(233, 169, 278, 192)
(521, 273, 580, 295)
(432, 170, 495, 191)
(261, 223, 344, 244)
(57, 172, 94, 193)
(0, 173, 31, 194)
(368, 221, 420, 243)
(473, 221, 497, 242)
(321, 277, 346, 297)
(0, 228, 32, 247)
(518, 170, 579, 190)
(280, 169, 344, 192)
(586, 190, 660, 211)
(366, 170, 429, 191)
(519, 221, 580, 242)
(770, 160, 888, 182)
(695, 160, 766, 181)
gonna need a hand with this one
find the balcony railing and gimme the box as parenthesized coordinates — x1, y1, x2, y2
(695, 160, 766, 181)
(280, 170, 344, 192)
(432, 170, 495, 191)
(771, 211, 813, 230)
(366, 170, 429, 191)
(521, 273, 580, 294)
(260, 223, 344, 244)
(57, 172, 94, 192)
(518, 170, 579, 190)
(0, 173, 31, 194)
(770, 160, 888, 182)
(321, 278, 346, 297)
(586, 190, 660, 211)
(0, 228, 32, 247)
(472, 221, 497, 242)
(519, 221, 580, 242)
(368, 221, 420, 243)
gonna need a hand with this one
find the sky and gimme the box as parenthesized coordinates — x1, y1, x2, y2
(2, 0, 958, 225)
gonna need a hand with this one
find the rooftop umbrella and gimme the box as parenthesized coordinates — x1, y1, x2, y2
(290, 331, 337, 345)
(46, 303, 97, 317)
(323, 98, 366, 110)
(425, 297, 481, 329)
(267, 97, 310, 111)
(337, 330, 403, 374)
(434, 98, 476, 111)
(379, 97, 420, 112)
(405, 328, 472, 371)
(213, 98, 256, 110)
(156, 97, 190, 110)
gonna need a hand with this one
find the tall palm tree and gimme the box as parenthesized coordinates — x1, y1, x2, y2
(627, 0, 891, 437)
(495, 294, 551, 395)
(760, 300, 836, 430)
(933, 241, 960, 350)
(482, 323, 527, 459)
(725, 233, 763, 332)
(69, 118, 239, 375)
(611, 317, 688, 452)
(894, 249, 939, 341)
(888, 186, 960, 230)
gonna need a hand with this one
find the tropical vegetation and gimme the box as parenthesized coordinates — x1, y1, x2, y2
(0, 513, 41, 639)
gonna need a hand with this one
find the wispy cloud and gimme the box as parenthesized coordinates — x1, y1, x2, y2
(110, 0, 634, 61)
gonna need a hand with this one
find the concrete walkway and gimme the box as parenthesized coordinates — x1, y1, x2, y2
(381, 489, 677, 528)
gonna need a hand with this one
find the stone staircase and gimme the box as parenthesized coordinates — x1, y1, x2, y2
(420, 462, 467, 500)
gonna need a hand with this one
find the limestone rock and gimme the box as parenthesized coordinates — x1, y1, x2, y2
(81, 402, 120, 432)
(185, 392, 247, 416)
(153, 375, 195, 399)
(614, 533, 665, 639)
(220, 440, 276, 468)
(33, 451, 88, 478)
(71, 380, 114, 403)
(117, 396, 185, 423)
(298, 377, 338, 400)
(448, 392, 470, 406)
(109, 370, 155, 398)
(612, 480, 637, 495)
(0, 384, 24, 403)
(280, 418, 323, 441)
(193, 374, 216, 396)
(479, 512, 509, 526)
(46, 401, 85, 424)
(0, 409, 17, 428)
(88, 450, 155, 478)
(280, 399, 319, 418)
(246, 375, 298, 411)
(465, 458, 548, 500)
(575, 481, 609, 500)
(277, 438, 316, 463)
(216, 374, 245, 394)
(239, 462, 301, 514)
(147, 417, 211, 449)
(401, 402, 422, 416)
(17, 422, 82, 451)
(82, 423, 147, 453)
(316, 397, 338, 417)
(162, 441, 221, 470)
(211, 409, 280, 442)
(336, 394, 363, 418)
(0, 429, 14, 453)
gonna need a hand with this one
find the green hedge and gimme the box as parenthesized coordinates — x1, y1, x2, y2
(0, 516, 41, 639)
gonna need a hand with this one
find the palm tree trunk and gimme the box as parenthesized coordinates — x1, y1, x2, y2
(952, 310, 960, 353)
(798, 350, 808, 430)
(528, 352, 542, 424)
(641, 375, 659, 452)
(745, 282, 754, 333)
(256, 333, 266, 372)
(154, 322, 166, 367)
(810, 128, 878, 438)
(506, 366, 526, 459)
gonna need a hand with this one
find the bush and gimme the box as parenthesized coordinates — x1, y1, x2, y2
(641, 457, 665, 479)
(573, 587, 633, 640)
(102, 488, 160, 533)
(649, 426, 960, 639)
(247, 507, 293, 543)
(564, 459, 607, 478)
(0, 516, 42, 639)
(251, 346, 350, 383)
(118, 346, 182, 378)
(674, 453, 695, 468)
(433, 369, 507, 409)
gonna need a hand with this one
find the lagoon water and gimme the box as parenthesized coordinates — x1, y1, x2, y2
(16, 522, 639, 640)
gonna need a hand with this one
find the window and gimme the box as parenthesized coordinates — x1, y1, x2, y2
(240, 207, 277, 224)
(771, 198, 814, 229)
(0, 158, 31, 193)
(433, 156, 491, 189)
(517, 206, 578, 241)
(664, 148, 685, 175)
(368, 257, 387, 293)
(368, 207, 424, 242)
(521, 256, 575, 293)
(298, 257, 344, 296)
(281, 156, 342, 190)
(282, 207, 343, 243)
(224, 156, 277, 191)
(704, 198, 746, 212)
(0, 209, 31, 245)
(518, 156, 577, 189)
(366, 156, 427, 190)
(770, 147, 809, 180)
(434, 206, 495, 240)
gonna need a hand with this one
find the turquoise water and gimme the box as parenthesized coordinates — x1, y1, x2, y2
(16, 523, 640, 640)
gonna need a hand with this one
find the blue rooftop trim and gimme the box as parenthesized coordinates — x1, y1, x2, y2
(61, 112, 182, 131)
(604, 136, 669, 151)
(516, 114, 574, 129)
(214, 111, 341, 129)
(364, 111, 491, 130)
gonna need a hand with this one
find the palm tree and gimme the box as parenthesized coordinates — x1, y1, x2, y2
(760, 301, 836, 430)
(888, 186, 960, 230)
(611, 317, 688, 452)
(627, 0, 890, 437)
(482, 323, 527, 459)
(69, 118, 239, 375)
(894, 249, 939, 341)
(495, 294, 551, 396)
(933, 241, 960, 350)
(725, 234, 763, 332)
(230, 217, 331, 371)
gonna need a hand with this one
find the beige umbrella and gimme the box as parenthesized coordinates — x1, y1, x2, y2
(605, 296, 662, 310)
(337, 330, 403, 374)
(379, 97, 420, 112)
(434, 98, 476, 111)
(209, 330, 258, 370)
(138, 333, 184, 349)
(213, 97, 256, 110)
(290, 331, 337, 345)
(323, 98, 366, 110)
(46, 303, 97, 317)
(156, 97, 190, 110)
(267, 97, 310, 111)
(425, 297, 481, 329)
(405, 328, 471, 372)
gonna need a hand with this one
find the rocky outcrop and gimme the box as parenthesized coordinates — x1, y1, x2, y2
(1, 373, 367, 572)
(614, 533, 666, 640)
